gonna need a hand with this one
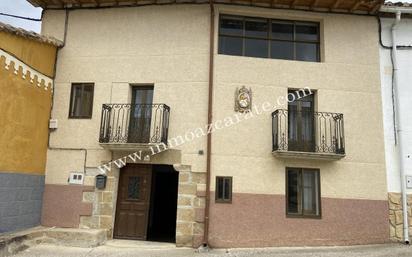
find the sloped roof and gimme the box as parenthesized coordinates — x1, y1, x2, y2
(0, 21, 63, 47)
(27, 0, 384, 15)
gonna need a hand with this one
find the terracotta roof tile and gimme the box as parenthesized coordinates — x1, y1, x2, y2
(0, 21, 63, 47)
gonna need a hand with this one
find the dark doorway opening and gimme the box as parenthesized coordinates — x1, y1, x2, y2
(147, 165, 179, 243)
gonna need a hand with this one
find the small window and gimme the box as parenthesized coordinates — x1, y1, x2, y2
(286, 168, 321, 218)
(128, 176, 141, 200)
(215, 176, 232, 203)
(69, 83, 94, 119)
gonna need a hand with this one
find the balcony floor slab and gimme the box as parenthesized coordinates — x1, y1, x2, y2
(272, 150, 345, 161)
(99, 143, 167, 152)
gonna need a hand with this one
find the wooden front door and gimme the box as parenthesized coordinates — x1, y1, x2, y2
(114, 165, 152, 240)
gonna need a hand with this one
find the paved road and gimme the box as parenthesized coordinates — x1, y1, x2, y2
(14, 243, 412, 257)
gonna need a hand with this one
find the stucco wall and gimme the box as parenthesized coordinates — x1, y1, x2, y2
(379, 17, 412, 193)
(0, 31, 57, 77)
(211, 6, 386, 201)
(0, 33, 54, 175)
(41, 4, 387, 246)
(42, 4, 386, 199)
(0, 31, 56, 233)
(379, 16, 412, 242)
(42, 5, 210, 185)
(209, 7, 387, 246)
(42, 6, 210, 245)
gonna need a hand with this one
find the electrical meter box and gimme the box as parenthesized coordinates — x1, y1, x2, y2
(68, 172, 84, 185)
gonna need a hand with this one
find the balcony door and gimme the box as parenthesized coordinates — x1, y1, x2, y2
(288, 90, 315, 152)
(128, 86, 154, 143)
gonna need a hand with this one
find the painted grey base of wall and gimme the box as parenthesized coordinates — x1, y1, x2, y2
(0, 172, 45, 234)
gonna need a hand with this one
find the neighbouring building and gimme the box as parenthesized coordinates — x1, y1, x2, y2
(0, 22, 61, 233)
(29, 0, 389, 247)
(379, 2, 412, 243)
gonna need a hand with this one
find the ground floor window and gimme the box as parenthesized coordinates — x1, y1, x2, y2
(286, 168, 321, 218)
(215, 176, 233, 203)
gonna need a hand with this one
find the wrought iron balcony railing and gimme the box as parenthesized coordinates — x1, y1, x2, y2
(272, 109, 345, 155)
(99, 103, 170, 145)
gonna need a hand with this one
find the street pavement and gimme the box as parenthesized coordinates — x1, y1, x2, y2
(14, 242, 412, 257)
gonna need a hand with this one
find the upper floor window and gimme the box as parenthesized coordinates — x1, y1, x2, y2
(69, 83, 94, 119)
(218, 15, 320, 62)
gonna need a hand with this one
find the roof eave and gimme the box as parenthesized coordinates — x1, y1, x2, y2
(26, 0, 384, 15)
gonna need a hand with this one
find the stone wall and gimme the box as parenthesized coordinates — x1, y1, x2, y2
(388, 192, 412, 241)
(79, 173, 116, 238)
(78, 164, 206, 248)
(174, 165, 206, 247)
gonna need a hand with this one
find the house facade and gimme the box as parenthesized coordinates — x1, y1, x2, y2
(0, 22, 61, 233)
(379, 3, 412, 243)
(31, 0, 389, 247)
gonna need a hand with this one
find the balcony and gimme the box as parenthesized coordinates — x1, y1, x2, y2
(272, 109, 345, 160)
(99, 103, 170, 151)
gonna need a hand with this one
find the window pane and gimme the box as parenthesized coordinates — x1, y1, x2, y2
(287, 169, 299, 214)
(218, 36, 243, 56)
(245, 18, 268, 38)
(223, 178, 231, 200)
(302, 171, 319, 215)
(288, 103, 298, 145)
(220, 17, 243, 36)
(271, 41, 294, 60)
(296, 43, 318, 62)
(245, 38, 268, 58)
(296, 24, 319, 41)
(217, 178, 224, 199)
(72, 85, 82, 117)
(271, 22, 293, 40)
(82, 85, 93, 117)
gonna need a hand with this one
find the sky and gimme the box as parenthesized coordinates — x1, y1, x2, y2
(0, 0, 42, 32)
(1, 0, 412, 33)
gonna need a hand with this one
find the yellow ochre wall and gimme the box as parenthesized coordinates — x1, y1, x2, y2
(0, 31, 57, 175)
(0, 31, 57, 77)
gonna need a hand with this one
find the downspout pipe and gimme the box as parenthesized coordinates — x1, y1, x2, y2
(380, 6, 410, 244)
(392, 11, 409, 245)
(203, 0, 215, 249)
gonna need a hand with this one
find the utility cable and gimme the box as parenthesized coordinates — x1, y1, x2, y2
(0, 12, 41, 21)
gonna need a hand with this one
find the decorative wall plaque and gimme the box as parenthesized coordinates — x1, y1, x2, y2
(235, 86, 252, 113)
